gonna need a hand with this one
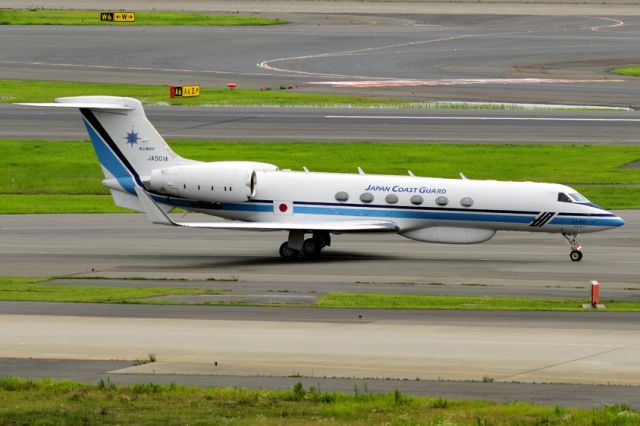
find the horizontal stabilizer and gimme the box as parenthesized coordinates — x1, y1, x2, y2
(16, 102, 132, 110)
(17, 96, 136, 110)
(135, 187, 398, 233)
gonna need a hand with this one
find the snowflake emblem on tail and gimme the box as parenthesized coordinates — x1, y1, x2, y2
(125, 129, 139, 147)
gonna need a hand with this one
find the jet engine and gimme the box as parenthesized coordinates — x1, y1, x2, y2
(146, 162, 277, 203)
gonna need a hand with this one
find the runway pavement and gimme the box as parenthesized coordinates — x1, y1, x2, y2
(5, 104, 640, 143)
(1, 212, 638, 291)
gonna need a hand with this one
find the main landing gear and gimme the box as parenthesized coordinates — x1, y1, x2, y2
(562, 233, 583, 262)
(279, 230, 331, 259)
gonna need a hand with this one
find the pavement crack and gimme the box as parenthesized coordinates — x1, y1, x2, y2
(499, 344, 636, 382)
(179, 116, 258, 131)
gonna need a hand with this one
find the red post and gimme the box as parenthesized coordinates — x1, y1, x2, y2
(590, 280, 600, 307)
(227, 82, 237, 90)
(169, 84, 174, 98)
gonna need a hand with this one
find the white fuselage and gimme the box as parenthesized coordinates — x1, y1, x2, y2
(178, 169, 623, 239)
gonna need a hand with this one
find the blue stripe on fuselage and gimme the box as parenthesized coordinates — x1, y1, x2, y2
(293, 204, 535, 223)
(550, 216, 625, 227)
(153, 199, 619, 228)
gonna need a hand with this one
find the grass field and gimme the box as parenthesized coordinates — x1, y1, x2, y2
(0, 277, 221, 303)
(1, 79, 404, 107)
(0, 377, 637, 425)
(1, 278, 638, 311)
(612, 66, 640, 76)
(0, 10, 285, 26)
(317, 292, 640, 312)
(1, 140, 638, 213)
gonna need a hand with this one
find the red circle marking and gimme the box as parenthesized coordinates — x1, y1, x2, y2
(279, 203, 288, 213)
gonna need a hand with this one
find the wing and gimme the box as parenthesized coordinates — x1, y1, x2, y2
(134, 187, 398, 233)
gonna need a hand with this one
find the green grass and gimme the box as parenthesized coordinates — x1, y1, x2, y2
(0, 377, 638, 425)
(612, 66, 640, 76)
(0, 277, 221, 303)
(1, 79, 405, 107)
(0, 140, 638, 213)
(3, 278, 639, 311)
(317, 292, 640, 312)
(0, 195, 128, 213)
(0, 9, 285, 26)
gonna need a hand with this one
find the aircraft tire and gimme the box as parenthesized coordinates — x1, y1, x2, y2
(302, 238, 322, 257)
(279, 242, 300, 259)
(570, 250, 583, 262)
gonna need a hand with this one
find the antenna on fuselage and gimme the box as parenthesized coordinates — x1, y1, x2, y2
(408, 170, 415, 177)
(459, 172, 468, 180)
(303, 166, 310, 173)
(357, 167, 365, 175)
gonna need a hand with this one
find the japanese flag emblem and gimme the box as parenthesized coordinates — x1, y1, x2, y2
(274, 201, 293, 215)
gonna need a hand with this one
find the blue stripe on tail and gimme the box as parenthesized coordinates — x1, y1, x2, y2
(82, 118, 135, 194)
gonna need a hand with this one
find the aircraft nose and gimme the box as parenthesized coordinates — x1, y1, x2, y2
(612, 215, 626, 227)
(608, 213, 625, 228)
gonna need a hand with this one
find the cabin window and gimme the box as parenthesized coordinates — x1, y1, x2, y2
(435, 196, 448, 206)
(360, 192, 374, 203)
(410, 195, 423, 205)
(460, 197, 474, 208)
(198, 185, 200, 190)
(183, 184, 186, 189)
(558, 192, 572, 203)
(211, 186, 214, 191)
(385, 194, 398, 204)
(335, 191, 349, 202)
(224, 186, 227, 191)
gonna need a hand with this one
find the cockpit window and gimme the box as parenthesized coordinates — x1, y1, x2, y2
(558, 192, 590, 203)
(558, 193, 572, 203)
(570, 192, 589, 203)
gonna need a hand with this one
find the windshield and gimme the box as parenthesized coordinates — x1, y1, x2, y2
(569, 192, 589, 203)
(558, 192, 590, 203)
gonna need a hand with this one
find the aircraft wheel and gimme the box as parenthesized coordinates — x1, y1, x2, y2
(570, 250, 583, 262)
(302, 238, 323, 257)
(279, 242, 300, 259)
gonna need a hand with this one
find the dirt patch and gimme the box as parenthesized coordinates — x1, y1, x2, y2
(620, 160, 640, 169)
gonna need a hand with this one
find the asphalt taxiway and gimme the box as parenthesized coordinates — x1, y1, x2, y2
(1, 212, 638, 291)
(5, 105, 640, 143)
(2, 12, 640, 106)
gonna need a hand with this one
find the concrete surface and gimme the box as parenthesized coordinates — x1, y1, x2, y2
(2, 313, 640, 385)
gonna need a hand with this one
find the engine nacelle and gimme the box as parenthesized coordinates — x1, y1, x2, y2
(147, 162, 276, 203)
(401, 226, 496, 244)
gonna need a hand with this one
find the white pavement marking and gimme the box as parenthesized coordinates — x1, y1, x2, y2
(325, 115, 640, 122)
(312, 78, 624, 88)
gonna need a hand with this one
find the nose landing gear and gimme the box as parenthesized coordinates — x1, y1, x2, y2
(562, 233, 583, 262)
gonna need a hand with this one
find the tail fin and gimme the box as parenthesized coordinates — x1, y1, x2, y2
(18, 96, 193, 212)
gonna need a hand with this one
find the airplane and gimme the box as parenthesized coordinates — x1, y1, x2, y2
(18, 96, 625, 261)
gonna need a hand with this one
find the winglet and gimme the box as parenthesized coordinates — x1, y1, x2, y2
(134, 186, 177, 226)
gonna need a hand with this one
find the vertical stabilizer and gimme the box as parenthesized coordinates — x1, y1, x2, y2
(67, 96, 192, 194)
(17, 96, 194, 212)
